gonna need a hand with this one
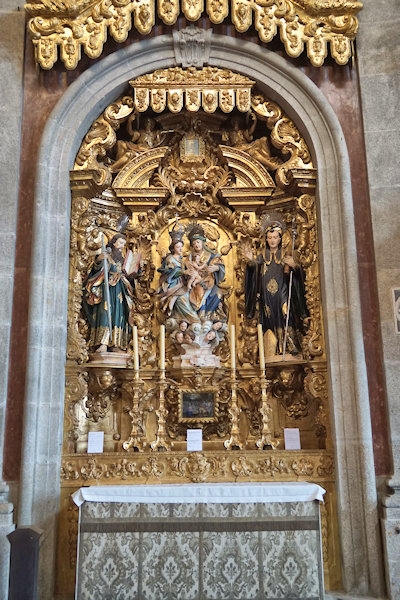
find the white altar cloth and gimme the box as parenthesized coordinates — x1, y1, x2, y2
(74, 481, 326, 599)
(72, 481, 325, 506)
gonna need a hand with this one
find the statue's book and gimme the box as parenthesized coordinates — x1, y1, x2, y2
(123, 250, 141, 275)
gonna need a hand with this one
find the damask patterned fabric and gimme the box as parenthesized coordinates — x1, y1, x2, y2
(75, 488, 324, 599)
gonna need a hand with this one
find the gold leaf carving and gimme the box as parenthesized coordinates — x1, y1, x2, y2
(61, 451, 335, 484)
(232, 0, 253, 32)
(158, 0, 180, 25)
(60, 65, 339, 592)
(25, 0, 362, 69)
(207, 0, 229, 23)
(130, 68, 255, 115)
(182, 0, 204, 21)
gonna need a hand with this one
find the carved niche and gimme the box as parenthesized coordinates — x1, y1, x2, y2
(65, 65, 328, 459)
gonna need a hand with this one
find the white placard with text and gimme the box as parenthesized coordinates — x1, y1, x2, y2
(87, 431, 104, 453)
(284, 428, 301, 450)
(187, 429, 203, 452)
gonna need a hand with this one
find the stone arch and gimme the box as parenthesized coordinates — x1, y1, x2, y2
(19, 34, 383, 597)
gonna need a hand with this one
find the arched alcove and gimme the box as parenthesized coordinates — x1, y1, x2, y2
(19, 34, 383, 597)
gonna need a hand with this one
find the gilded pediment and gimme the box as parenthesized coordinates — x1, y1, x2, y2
(25, 0, 362, 69)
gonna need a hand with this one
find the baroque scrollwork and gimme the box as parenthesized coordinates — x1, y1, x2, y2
(61, 450, 335, 483)
(67, 69, 326, 457)
(60, 64, 339, 590)
(25, 2, 362, 69)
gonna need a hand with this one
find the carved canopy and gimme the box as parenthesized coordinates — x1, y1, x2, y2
(25, 0, 362, 69)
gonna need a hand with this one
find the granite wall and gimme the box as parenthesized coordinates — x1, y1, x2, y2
(0, 2, 25, 598)
(358, 2, 400, 598)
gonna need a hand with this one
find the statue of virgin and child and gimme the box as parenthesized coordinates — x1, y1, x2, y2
(157, 223, 228, 366)
(81, 216, 308, 366)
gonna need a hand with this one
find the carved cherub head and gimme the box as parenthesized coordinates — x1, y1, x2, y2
(278, 368, 295, 388)
(98, 370, 115, 390)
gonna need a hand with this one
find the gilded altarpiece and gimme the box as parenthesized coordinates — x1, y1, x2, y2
(58, 67, 340, 595)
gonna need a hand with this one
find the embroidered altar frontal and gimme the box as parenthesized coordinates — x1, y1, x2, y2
(76, 492, 324, 599)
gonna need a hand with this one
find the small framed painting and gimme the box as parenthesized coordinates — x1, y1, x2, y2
(180, 390, 216, 423)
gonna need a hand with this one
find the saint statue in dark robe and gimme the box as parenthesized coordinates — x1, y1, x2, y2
(245, 220, 308, 360)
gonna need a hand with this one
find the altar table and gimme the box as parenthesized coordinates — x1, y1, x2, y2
(73, 482, 325, 600)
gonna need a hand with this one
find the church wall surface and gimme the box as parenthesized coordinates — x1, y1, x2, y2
(0, 2, 25, 598)
(301, 60, 391, 478)
(358, 2, 400, 598)
(0, 1, 398, 598)
(0, 1, 25, 479)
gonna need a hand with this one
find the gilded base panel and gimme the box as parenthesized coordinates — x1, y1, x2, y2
(56, 450, 340, 597)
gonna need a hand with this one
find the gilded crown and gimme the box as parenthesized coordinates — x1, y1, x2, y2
(186, 222, 206, 243)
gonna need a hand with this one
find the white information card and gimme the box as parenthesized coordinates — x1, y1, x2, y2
(284, 428, 301, 450)
(187, 429, 203, 452)
(87, 431, 104, 453)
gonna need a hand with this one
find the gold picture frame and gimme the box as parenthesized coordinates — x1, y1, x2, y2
(179, 389, 216, 424)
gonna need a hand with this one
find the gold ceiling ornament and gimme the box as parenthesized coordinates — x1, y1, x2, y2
(130, 67, 255, 114)
(73, 72, 315, 194)
(25, 0, 362, 70)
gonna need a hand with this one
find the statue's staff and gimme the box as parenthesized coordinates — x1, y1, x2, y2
(283, 217, 297, 360)
(101, 233, 113, 342)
